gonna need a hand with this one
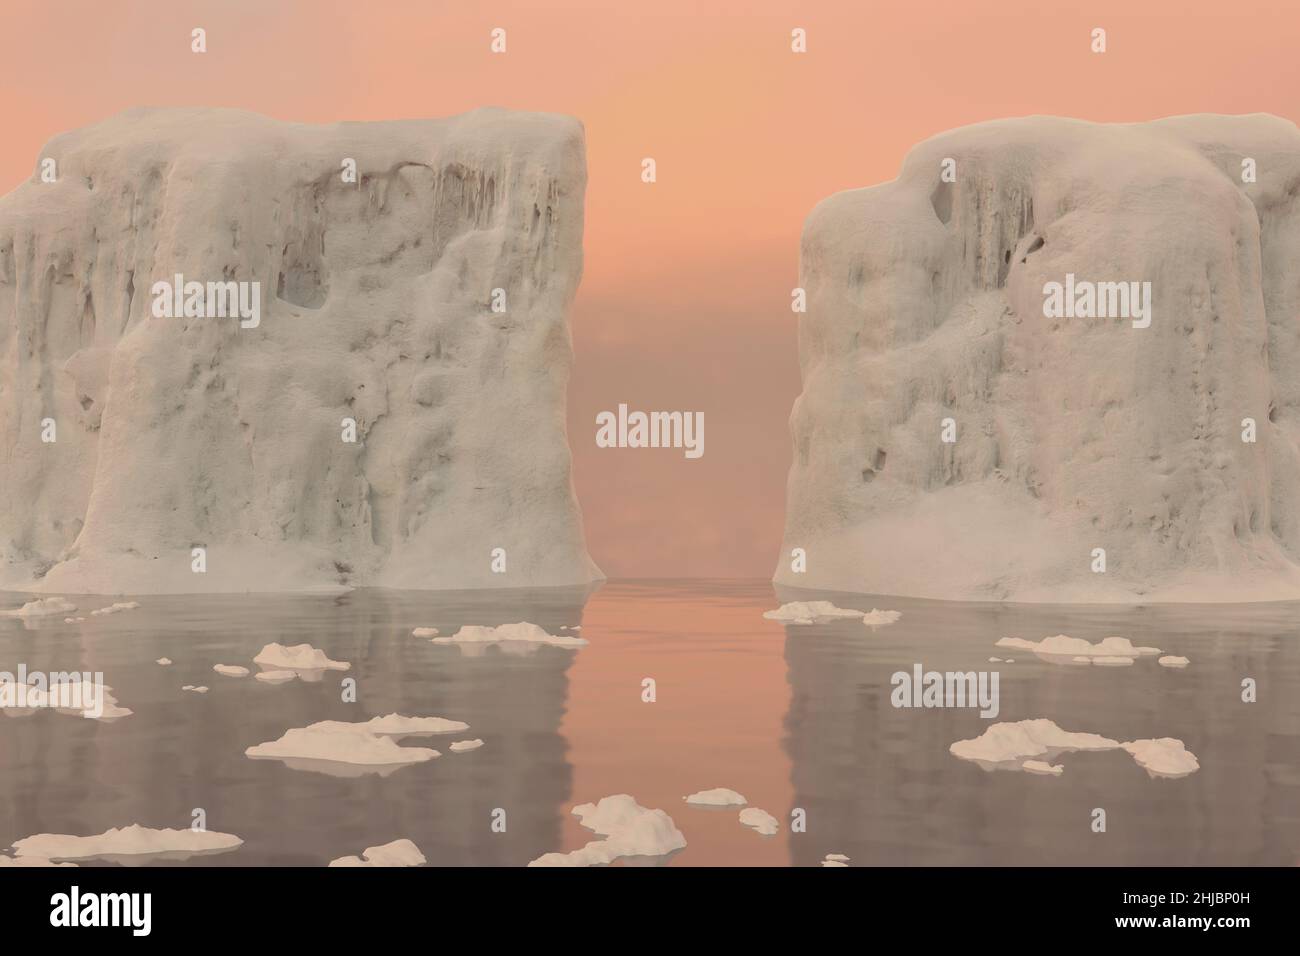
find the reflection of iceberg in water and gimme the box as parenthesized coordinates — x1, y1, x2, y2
(0, 585, 592, 866)
(777, 584, 1300, 865)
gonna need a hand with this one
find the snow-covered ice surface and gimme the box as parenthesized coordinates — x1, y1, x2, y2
(0, 107, 602, 595)
(328, 838, 425, 868)
(776, 115, 1300, 603)
(738, 807, 779, 836)
(763, 601, 864, 624)
(245, 714, 467, 777)
(684, 787, 747, 807)
(252, 643, 350, 682)
(996, 635, 1161, 665)
(11, 825, 242, 865)
(0, 597, 76, 618)
(950, 719, 1200, 779)
(430, 621, 589, 653)
(529, 795, 687, 866)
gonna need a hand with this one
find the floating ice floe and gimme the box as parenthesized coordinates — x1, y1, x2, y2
(245, 713, 468, 777)
(254, 670, 297, 684)
(252, 643, 350, 682)
(763, 601, 863, 625)
(0, 597, 77, 618)
(155, 658, 172, 666)
(449, 739, 484, 753)
(411, 627, 439, 638)
(528, 795, 687, 867)
(90, 602, 140, 617)
(181, 685, 208, 694)
(684, 787, 747, 807)
(822, 852, 850, 867)
(0, 680, 132, 721)
(862, 609, 902, 629)
(1158, 655, 1191, 668)
(0, 854, 75, 867)
(11, 824, 243, 865)
(213, 664, 249, 678)
(950, 718, 1199, 779)
(995, 635, 1161, 665)
(430, 622, 588, 656)
(739, 807, 779, 836)
(1121, 738, 1201, 778)
(328, 838, 425, 868)
(64, 617, 86, 623)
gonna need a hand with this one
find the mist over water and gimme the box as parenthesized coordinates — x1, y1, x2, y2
(0, 582, 1294, 866)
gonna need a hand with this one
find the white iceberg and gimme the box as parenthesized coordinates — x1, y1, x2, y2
(328, 838, 425, 868)
(449, 739, 484, 753)
(763, 601, 864, 625)
(411, 627, 439, 638)
(12, 825, 242, 865)
(0, 597, 76, 618)
(995, 635, 1161, 665)
(739, 807, 779, 836)
(89, 602, 140, 617)
(213, 664, 249, 678)
(528, 795, 686, 867)
(684, 788, 747, 807)
(950, 718, 1199, 779)
(155, 658, 172, 666)
(245, 713, 467, 777)
(1158, 655, 1191, 668)
(253, 642, 350, 678)
(431, 622, 588, 650)
(862, 609, 902, 629)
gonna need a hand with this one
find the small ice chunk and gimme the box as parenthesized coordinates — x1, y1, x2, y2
(328, 838, 425, 868)
(449, 738, 484, 753)
(213, 664, 249, 678)
(155, 658, 172, 666)
(411, 627, 439, 638)
(950, 718, 1121, 770)
(89, 602, 140, 617)
(739, 807, 779, 836)
(824, 853, 850, 862)
(528, 795, 686, 867)
(996, 634, 1160, 665)
(432, 622, 588, 649)
(950, 718, 1199, 779)
(1, 680, 131, 721)
(254, 670, 297, 684)
(0, 597, 77, 618)
(989, 657, 1003, 663)
(245, 714, 466, 777)
(684, 787, 747, 807)
(1158, 655, 1190, 668)
(1121, 738, 1200, 778)
(821, 859, 848, 867)
(63, 617, 86, 623)
(763, 601, 862, 624)
(182, 685, 208, 694)
(0, 854, 76, 867)
(862, 608, 902, 629)
(12, 824, 242, 864)
(254, 642, 350, 672)
(1022, 760, 1064, 776)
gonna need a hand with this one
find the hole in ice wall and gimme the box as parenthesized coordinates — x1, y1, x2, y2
(930, 181, 953, 225)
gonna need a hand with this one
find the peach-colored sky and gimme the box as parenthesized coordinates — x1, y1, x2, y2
(2, 0, 1296, 577)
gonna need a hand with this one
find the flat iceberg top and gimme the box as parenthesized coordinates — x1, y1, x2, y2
(12, 824, 243, 863)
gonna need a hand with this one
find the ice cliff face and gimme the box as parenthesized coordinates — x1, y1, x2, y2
(777, 115, 1300, 603)
(0, 107, 602, 593)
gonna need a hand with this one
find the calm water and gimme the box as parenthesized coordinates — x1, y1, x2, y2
(0, 580, 1296, 866)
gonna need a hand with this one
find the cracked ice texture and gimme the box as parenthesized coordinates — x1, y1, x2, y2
(0, 107, 601, 593)
(777, 115, 1300, 603)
